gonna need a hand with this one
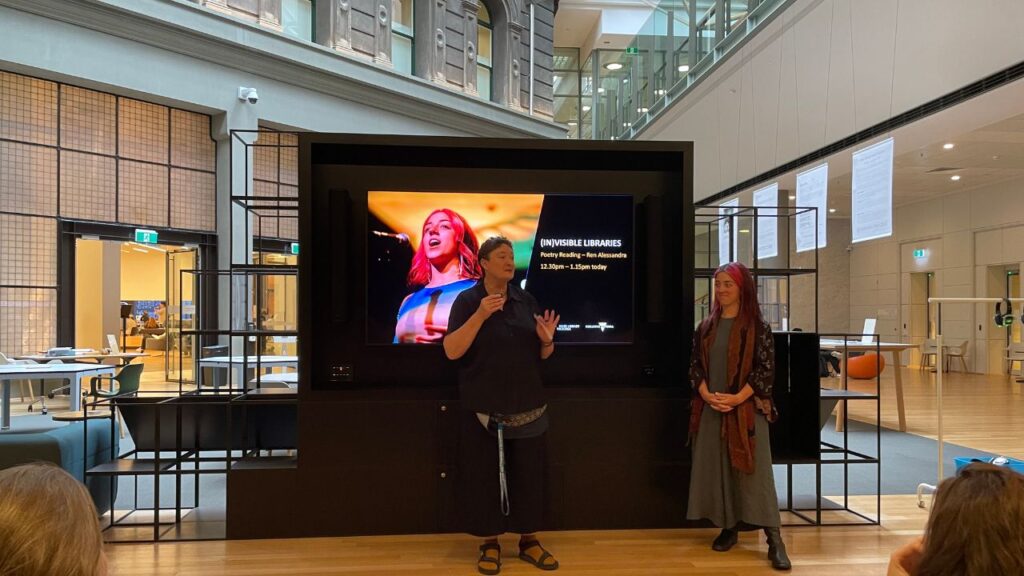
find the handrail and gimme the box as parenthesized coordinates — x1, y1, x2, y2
(576, 0, 794, 141)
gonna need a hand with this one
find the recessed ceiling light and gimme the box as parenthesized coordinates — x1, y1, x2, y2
(828, 208, 837, 213)
(739, 229, 750, 234)
(623, 78, 629, 83)
(943, 143, 955, 150)
(582, 105, 591, 112)
(605, 62, 623, 71)
(597, 87, 605, 93)
(567, 121, 577, 126)
(678, 65, 690, 73)
(950, 175, 961, 181)
(788, 194, 796, 200)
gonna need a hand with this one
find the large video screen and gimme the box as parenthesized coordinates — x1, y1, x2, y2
(367, 191, 634, 345)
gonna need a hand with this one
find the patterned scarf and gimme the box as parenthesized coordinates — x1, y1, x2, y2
(688, 316, 773, 474)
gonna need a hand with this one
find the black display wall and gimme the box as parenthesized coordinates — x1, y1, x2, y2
(227, 136, 695, 538)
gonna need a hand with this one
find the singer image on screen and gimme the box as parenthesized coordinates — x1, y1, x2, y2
(394, 209, 482, 343)
(443, 237, 560, 575)
(686, 262, 792, 571)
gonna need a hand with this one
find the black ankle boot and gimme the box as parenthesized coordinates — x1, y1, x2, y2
(711, 528, 738, 552)
(764, 528, 792, 570)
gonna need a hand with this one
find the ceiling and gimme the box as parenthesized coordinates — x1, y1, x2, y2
(748, 76, 1024, 219)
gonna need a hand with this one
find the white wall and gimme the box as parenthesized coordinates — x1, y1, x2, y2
(640, 0, 1024, 201)
(849, 176, 1024, 372)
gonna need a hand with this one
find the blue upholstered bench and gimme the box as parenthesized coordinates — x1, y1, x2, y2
(0, 415, 119, 515)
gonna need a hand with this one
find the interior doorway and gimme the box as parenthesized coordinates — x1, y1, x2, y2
(74, 238, 199, 385)
(908, 272, 936, 366)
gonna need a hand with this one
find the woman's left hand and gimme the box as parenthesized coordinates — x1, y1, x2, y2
(713, 392, 743, 407)
(534, 310, 560, 343)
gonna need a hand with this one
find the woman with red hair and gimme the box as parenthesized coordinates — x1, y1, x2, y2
(686, 262, 791, 571)
(394, 209, 481, 343)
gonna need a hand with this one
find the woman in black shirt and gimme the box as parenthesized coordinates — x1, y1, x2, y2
(444, 237, 560, 575)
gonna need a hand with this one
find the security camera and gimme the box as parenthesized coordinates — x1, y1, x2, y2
(238, 86, 259, 104)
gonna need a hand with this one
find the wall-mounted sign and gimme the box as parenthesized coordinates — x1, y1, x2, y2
(795, 163, 828, 253)
(290, 242, 300, 255)
(134, 229, 158, 244)
(852, 137, 894, 243)
(719, 198, 739, 266)
(913, 249, 926, 258)
(753, 183, 779, 260)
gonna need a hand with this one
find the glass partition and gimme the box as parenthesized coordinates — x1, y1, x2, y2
(573, 0, 786, 140)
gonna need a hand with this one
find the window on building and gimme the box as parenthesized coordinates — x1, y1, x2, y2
(392, 0, 414, 74)
(282, 0, 314, 42)
(477, 3, 493, 101)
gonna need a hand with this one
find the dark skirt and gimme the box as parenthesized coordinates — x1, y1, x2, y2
(457, 410, 547, 537)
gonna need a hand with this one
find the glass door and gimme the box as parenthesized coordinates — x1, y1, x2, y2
(166, 247, 198, 383)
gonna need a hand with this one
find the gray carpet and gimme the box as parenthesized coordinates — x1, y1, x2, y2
(774, 417, 998, 499)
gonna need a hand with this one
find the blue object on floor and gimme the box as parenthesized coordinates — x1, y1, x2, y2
(954, 456, 1024, 475)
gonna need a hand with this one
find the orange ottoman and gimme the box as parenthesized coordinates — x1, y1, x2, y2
(847, 353, 885, 379)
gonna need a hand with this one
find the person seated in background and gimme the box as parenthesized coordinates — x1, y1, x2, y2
(0, 462, 108, 575)
(888, 462, 1024, 576)
(144, 315, 159, 330)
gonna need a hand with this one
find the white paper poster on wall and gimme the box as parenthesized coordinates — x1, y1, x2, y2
(852, 137, 894, 243)
(752, 183, 779, 260)
(795, 163, 829, 253)
(718, 198, 739, 266)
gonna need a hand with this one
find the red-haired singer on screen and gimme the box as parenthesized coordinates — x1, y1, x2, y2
(444, 237, 561, 575)
(394, 209, 481, 343)
(686, 262, 791, 571)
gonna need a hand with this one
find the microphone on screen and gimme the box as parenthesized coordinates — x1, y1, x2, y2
(371, 230, 410, 243)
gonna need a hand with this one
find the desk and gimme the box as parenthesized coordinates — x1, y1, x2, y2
(248, 372, 298, 389)
(819, 340, 916, 432)
(0, 363, 116, 430)
(15, 352, 145, 366)
(198, 356, 297, 388)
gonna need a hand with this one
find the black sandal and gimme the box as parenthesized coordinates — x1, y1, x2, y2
(478, 542, 502, 575)
(519, 541, 559, 571)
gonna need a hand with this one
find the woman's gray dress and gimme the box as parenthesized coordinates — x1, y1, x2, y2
(686, 317, 780, 528)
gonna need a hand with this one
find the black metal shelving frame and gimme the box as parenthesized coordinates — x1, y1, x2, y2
(692, 205, 881, 526)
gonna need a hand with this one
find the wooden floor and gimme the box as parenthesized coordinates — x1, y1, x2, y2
(839, 366, 1024, 459)
(15, 364, 1019, 574)
(106, 496, 926, 575)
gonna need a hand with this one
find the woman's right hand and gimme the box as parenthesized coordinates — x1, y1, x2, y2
(700, 381, 734, 413)
(474, 293, 505, 320)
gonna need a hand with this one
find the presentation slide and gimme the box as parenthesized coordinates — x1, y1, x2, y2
(852, 138, 894, 243)
(366, 191, 634, 345)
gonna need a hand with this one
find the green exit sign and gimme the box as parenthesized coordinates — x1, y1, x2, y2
(134, 229, 158, 244)
(290, 242, 299, 255)
(913, 249, 926, 258)
(625, 46, 639, 55)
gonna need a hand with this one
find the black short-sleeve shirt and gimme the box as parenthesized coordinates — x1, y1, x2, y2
(447, 281, 545, 414)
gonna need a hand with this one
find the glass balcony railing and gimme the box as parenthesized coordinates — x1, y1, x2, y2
(557, 0, 790, 140)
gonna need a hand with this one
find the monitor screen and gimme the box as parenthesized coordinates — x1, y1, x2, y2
(366, 191, 634, 345)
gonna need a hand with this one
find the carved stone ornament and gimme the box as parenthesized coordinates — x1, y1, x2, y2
(435, 28, 446, 48)
(466, 41, 476, 62)
(512, 60, 520, 77)
(378, 4, 388, 25)
(339, 0, 349, 11)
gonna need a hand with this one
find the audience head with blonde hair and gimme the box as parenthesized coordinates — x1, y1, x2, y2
(891, 462, 1024, 576)
(0, 462, 107, 575)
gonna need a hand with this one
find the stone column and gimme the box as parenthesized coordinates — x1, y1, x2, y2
(335, 0, 354, 52)
(374, 0, 393, 65)
(431, 0, 448, 83)
(507, 20, 524, 108)
(462, 0, 479, 95)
